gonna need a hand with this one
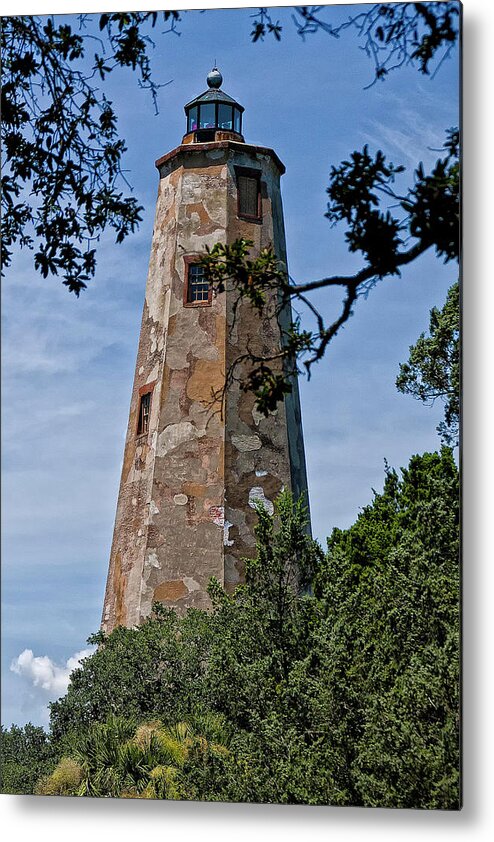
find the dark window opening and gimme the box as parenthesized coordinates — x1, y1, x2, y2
(186, 263, 211, 305)
(195, 128, 215, 143)
(237, 168, 261, 221)
(137, 391, 151, 436)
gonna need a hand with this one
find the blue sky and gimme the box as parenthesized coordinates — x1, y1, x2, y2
(1, 3, 460, 728)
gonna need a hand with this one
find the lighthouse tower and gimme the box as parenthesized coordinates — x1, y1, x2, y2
(102, 70, 309, 632)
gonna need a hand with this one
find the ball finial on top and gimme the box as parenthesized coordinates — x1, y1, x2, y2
(207, 67, 223, 89)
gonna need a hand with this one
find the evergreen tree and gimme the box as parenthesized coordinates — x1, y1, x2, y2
(397, 282, 460, 446)
(4, 457, 459, 808)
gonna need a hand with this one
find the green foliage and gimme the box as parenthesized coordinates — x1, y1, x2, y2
(326, 146, 406, 276)
(291, 3, 459, 80)
(404, 129, 460, 263)
(39, 469, 459, 807)
(203, 494, 323, 731)
(49, 605, 212, 740)
(3, 7, 460, 433)
(326, 130, 459, 272)
(0, 722, 60, 794)
(313, 448, 460, 807)
(397, 281, 459, 445)
(35, 757, 82, 796)
(254, 4, 460, 82)
(3, 469, 458, 805)
(202, 130, 459, 413)
(201, 239, 316, 413)
(1, 12, 181, 293)
(2, 5, 459, 296)
(69, 715, 137, 797)
(36, 713, 232, 800)
(201, 238, 285, 311)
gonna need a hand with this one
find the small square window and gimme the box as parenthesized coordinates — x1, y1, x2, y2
(137, 391, 151, 436)
(236, 168, 261, 221)
(185, 262, 211, 306)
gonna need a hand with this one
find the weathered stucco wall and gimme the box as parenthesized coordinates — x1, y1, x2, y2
(102, 141, 309, 632)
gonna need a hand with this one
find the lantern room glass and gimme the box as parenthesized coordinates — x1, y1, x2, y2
(218, 104, 233, 130)
(199, 103, 216, 129)
(233, 108, 241, 134)
(187, 106, 198, 132)
(186, 103, 243, 136)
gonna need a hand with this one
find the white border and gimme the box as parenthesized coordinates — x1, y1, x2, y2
(1, 1, 493, 839)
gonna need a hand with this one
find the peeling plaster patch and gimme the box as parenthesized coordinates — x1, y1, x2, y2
(226, 507, 254, 545)
(154, 580, 187, 601)
(224, 520, 234, 547)
(147, 364, 159, 384)
(224, 554, 242, 586)
(231, 434, 262, 452)
(149, 500, 160, 517)
(186, 359, 224, 404)
(183, 576, 200, 592)
(157, 421, 203, 456)
(174, 494, 188, 506)
(145, 268, 170, 324)
(146, 552, 160, 569)
(164, 344, 190, 371)
(138, 366, 144, 375)
(132, 498, 137, 506)
(255, 469, 268, 477)
(209, 506, 224, 527)
(248, 487, 274, 516)
(252, 407, 264, 427)
(140, 602, 152, 620)
(145, 287, 163, 324)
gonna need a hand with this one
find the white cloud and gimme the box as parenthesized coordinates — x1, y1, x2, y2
(11, 647, 95, 698)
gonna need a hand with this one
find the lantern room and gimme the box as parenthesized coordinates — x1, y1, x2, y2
(183, 67, 245, 144)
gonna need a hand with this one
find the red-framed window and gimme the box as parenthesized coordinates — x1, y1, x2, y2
(183, 256, 212, 307)
(235, 166, 262, 222)
(136, 382, 155, 436)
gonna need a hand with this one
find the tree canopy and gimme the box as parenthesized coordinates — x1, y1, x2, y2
(1, 12, 180, 293)
(1, 5, 460, 421)
(0, 722, 59, 794)
(397, 280, 459, 445)
(2, 451, 459, 805)
(202, 127, 459, 412)
(2, 4, 460, 291)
